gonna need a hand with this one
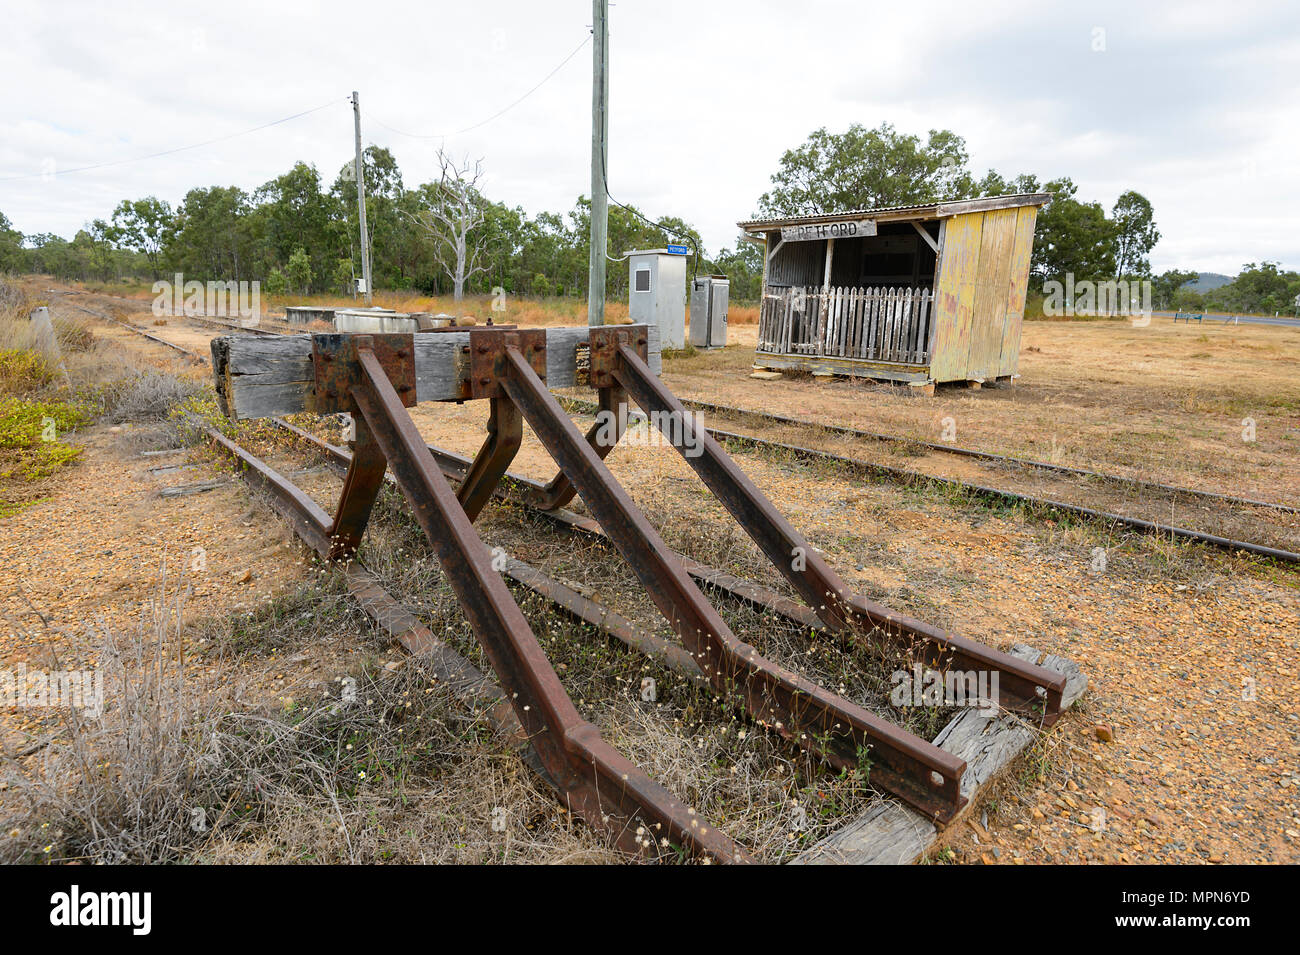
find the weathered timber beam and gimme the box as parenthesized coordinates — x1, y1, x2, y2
(211, 324, 662, 420)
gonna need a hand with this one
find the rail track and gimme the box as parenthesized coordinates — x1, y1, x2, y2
(54, 295, 211, 361)
(558, 396, 1300, 566)
(85, 300, 1295, 567)
(178, 312, 297, 337)
(668, 397, 1300, 516)
(202, 325, 1075, 861)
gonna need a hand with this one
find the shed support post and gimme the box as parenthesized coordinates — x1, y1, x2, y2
(818, 237, 835, 353)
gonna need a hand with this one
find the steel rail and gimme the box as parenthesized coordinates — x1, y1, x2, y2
(497, 345, 969, 822)
(556, 395, 1299, 566)
(210, 416, 745, 863)
(181, 313, 286, 337)
(272, 397, 970, 819)
(347, 346, 748, 861)
(270, 415, 826, 638)
(260, 419, 707, 682)
(272, 406, 1065, 723)
(659, 396, 1300, 515)
(112, 319, 208, 361)
(708, 429, 1300, 566)
(205, 428, 557, 785)
(610, 345, 1066, 720)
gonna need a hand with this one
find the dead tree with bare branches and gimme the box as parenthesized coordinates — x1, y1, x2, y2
(406, 149, 488, 308)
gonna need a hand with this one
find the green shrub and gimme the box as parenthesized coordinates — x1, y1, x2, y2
(0, 395, 90, 516)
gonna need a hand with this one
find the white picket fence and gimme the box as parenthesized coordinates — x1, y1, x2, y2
(757, 286, 935, 365)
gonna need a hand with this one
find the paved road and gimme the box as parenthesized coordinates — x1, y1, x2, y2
(1153, 311, 1300, 328)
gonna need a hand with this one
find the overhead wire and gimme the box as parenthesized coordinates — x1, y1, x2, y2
(367, 35, 590, 141)
(0, 97, 348, 182)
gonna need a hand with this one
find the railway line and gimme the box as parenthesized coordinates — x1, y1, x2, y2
(84, 302, 1298, 567)
(559, 396, 1300, 565)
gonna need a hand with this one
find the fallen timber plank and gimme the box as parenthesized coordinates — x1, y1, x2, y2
(158, 479, 229, 497)
(212, 324, 662, 420)
(790, 644, 1086, 865)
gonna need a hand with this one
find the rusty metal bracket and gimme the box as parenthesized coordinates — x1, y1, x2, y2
(469, 328, 546, 399)
(588, 325, 648, 389)
(309, 333, 416, 414)
(457, 397, 523, 521)
(216, 325, 1084, 846)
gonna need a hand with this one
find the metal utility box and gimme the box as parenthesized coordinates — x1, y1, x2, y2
(627, 248, 686, 349)
(690, 275, 729, 349)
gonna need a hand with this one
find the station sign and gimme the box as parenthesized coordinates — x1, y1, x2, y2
(779, 219, 877, 241)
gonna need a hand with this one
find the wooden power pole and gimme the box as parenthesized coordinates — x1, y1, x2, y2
(351, 91, 373, 306)
(587, 0, 609, 326)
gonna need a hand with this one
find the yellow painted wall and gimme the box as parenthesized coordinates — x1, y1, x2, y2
(931, 205, 1039, 382)
(929, 212, 982, 381)
(997, 205, 1038, 377)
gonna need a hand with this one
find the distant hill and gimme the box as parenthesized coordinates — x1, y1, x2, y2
(1188, 272, 1233, 292)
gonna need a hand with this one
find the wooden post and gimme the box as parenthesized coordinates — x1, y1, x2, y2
(760, 231, 772, 293)
(818, 238, 835, 355)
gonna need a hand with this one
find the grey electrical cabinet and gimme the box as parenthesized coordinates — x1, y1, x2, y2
(627, 249, 687, 349)
(689, 275, 729, 349)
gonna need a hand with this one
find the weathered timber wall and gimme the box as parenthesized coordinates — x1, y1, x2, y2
(212, 324, 662, 420)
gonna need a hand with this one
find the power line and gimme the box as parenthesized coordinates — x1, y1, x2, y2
(0, 97, 348, 183)
(369, 35, 590, 141)
(601, 144, 704, 277)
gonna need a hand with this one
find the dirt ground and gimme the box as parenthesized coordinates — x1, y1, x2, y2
(2, 286, 1296, 864)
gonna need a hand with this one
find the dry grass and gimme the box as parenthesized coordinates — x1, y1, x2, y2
(657, 320, 1300, 503)
(2, 583, 220, 863)
(1, 572, 621, 864)
(56, 278, 763, 327)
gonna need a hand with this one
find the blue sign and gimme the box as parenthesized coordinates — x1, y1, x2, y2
(665, 244, 689, 255)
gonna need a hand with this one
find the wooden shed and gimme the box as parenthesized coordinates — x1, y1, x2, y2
(739, 193, 1050, 391)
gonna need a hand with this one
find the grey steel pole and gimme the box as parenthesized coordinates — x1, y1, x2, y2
(352, 91, 373, 306)
(587, 0, 609, 326)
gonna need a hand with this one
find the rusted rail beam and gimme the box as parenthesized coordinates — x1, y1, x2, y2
(234, 327, 1088, 827)
(331, 336, 746, 862)
(494, 339, 968, 822)
(609, 343, 1066, 720)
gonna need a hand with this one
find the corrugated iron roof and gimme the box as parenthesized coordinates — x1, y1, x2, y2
(737, 192, 1053, 230)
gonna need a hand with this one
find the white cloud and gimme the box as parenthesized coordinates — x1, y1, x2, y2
(1, 0, 1296, 275)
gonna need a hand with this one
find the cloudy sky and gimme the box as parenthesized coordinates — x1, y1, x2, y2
(2, 0, 1296, 274)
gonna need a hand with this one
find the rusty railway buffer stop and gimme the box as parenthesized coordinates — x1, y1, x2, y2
(210, 325, 1065, 863)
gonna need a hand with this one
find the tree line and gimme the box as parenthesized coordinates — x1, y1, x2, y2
(1, 120, 1292, 313)
(0, 146, 763, 302)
